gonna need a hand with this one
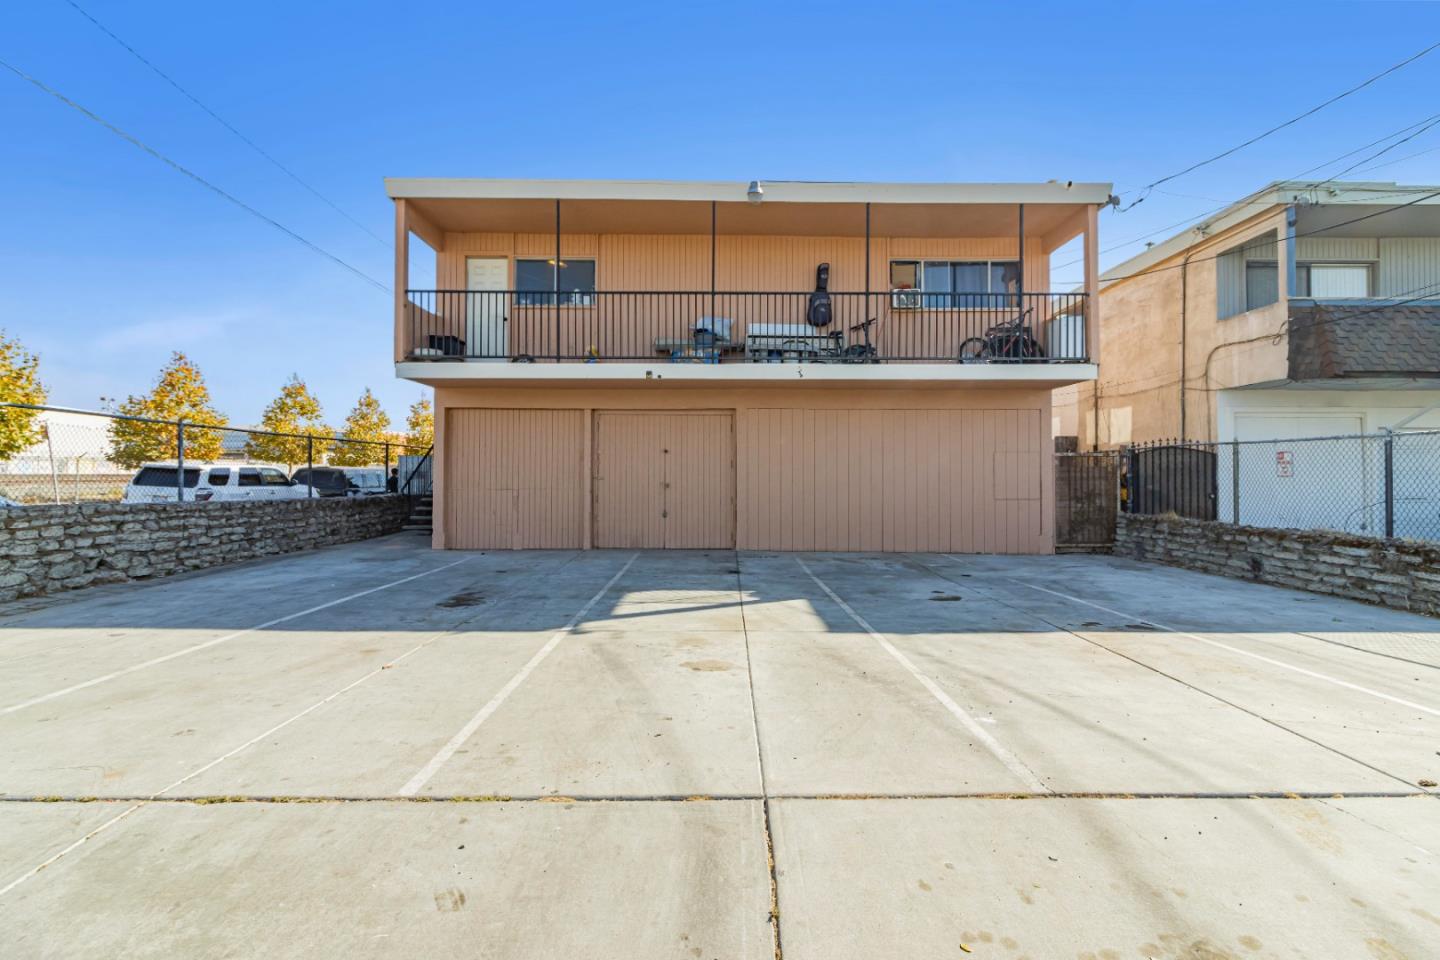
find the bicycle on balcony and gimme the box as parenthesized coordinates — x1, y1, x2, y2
(958, 309, 1046, 363)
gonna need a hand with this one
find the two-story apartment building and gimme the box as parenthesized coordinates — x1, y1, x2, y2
(390, 178, 1107, 552)
(1057, 180, 1440, 448)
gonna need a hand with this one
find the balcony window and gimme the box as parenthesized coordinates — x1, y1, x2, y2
(516, 258, 596, 305)
(891, 259, 1018, 308)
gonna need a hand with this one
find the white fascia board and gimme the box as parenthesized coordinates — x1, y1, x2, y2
(384, 178, 1114, 206)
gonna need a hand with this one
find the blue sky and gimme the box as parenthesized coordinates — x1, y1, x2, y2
(4, 1, 1439, 425)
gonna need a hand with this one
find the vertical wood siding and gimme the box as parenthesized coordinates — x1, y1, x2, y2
(738, 407, 1044, 553)
(444, 408, 585, 549)
(593, 412, 735, 549)
(1378, 238, 1440, 297)
(429, 233, 1054, 360)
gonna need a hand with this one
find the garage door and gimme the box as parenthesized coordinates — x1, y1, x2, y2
(740, 408, 1045, 553)
(593, 412, 735, 549)
(444, 409, 584, 549)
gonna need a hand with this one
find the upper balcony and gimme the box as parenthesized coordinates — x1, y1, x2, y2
(388, 179, 1109, 388)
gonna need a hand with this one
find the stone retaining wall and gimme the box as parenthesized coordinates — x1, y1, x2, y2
(1115, 514, 1440, 616)
(0, 497, 413, 603)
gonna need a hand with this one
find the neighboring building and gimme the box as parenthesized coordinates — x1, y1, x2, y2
(1057, 181, 1440, 449)
(390, 178, 1107, 552)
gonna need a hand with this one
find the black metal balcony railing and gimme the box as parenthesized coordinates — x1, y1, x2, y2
(402, 290, 1089, 364)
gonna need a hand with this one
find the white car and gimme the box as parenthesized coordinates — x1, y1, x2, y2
(121, 462, 317, 504)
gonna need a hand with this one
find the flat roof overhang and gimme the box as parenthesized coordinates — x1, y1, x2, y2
(387, 178, 1112, 248)
(396, 361, 1098, 390)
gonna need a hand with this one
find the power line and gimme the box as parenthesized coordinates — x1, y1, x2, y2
(1119, 39, 1440, 208)
(1055, 112, 1440, 276)
(1298, 113, 1440, 189)
(1097, 189, 1440, 287)
(61, 0, 389, 249)
(0, 57, 391, 295)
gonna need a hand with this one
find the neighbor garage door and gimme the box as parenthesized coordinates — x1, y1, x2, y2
(444, 408, 585, 549)
(740, 408, 1045, 553)
(593, 411, 735, 549)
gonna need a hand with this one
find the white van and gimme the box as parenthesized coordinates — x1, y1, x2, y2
(121, 462, 317, 504)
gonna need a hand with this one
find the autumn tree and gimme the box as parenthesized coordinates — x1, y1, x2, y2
(405, 396, 433, 451)
(0, 330, 46, 461)
(328, 388, 391, 466)
(244, 375, 332, 470)
(108, 352, 228, 468)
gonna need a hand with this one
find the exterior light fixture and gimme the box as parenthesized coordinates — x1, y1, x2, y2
(747, 181, 764, 204)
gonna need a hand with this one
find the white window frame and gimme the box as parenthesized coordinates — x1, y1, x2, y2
(1299, 261, 1373, 299)
(889, 259, 1020, 309)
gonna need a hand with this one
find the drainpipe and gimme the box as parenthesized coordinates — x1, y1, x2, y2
(1179, 249, 1194, 441)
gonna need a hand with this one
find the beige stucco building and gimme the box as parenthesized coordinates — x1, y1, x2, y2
(1056, 181, 1440, 449)
(390, 178, 1109, 552)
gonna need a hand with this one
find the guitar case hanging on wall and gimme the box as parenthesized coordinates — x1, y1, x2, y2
(806, 262, 834, 328)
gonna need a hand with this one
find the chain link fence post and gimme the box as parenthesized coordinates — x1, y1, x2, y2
(1230, 441, 1240, 525)
(307, 436, 314, 498)
(1383, 430, 1395, 539)
(175, 418, 186, 503)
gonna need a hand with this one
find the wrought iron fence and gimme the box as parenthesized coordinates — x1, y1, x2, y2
(0, 403, 429, 505)
(403, 289, 1090, 363)
(1123, 431, 1440, 542)
(1055, 451, 1120, 550)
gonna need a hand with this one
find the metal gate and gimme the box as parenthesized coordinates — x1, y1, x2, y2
(1055, 451, 1119, 551)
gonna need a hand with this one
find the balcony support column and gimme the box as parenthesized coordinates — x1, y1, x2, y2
(710, 201, 717, 321)
(394, 199, 409, 363)
(1084, 203, 1101, 448)
(1016, 204, 1025, 303)
(555, 199, 562, 362)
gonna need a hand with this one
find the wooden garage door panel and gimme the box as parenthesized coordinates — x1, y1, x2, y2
(740, 408, 1044, 553)
(445, 409, 584, 549)
(594, 412, 735, 549)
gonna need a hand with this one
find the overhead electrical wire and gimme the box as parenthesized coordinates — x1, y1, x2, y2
(1117, 39, 1440, 208)
(0, 57, 391, 294)
(61, 0, 389, 249)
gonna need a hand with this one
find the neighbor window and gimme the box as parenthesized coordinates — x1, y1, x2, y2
(515, 258, 596, 305)
(1245, 262, 1278, 312)
(1297, 263, 1371, 298)
(890, 259, 1019, 308)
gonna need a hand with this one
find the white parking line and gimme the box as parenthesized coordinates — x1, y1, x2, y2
(1020, 583, 1440, 719)
(1, 556, 473, 716)
(398, 553, 639, 797)
(0, 626, 460, 900)
(795, 558, 1047, 793)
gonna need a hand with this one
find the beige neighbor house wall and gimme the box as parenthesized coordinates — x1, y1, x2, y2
(1060, 208, 1289, 448)
(433, 384, 1055, 554)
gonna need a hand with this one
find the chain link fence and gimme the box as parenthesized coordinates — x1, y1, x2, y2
(1124, 430, 1440, 543)
(0, 403, 431, 505)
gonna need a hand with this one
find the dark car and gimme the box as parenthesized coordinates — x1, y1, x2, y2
(289, 467, 351, 498)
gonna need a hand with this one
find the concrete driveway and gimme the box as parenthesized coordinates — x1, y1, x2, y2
(1, 534, 1436, 958)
